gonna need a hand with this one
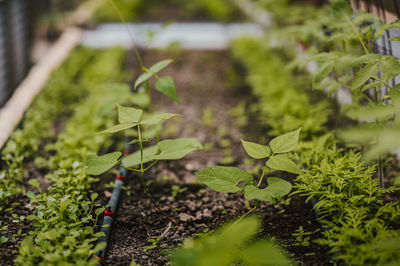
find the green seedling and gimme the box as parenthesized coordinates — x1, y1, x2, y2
(143, 236, 162, 252)
(292, 226, 312, 247)
(86, 105, 202, 224)
(201, 108, 215, 127)
(196, 128, 301, 222)
(171, 185, 188, 199)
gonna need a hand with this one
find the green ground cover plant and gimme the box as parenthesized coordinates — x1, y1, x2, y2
(14, 47, 131, 265)
(0, 47, 97, 210)
(92, 0, 241, 22)
(238, 0, 400, 263)
(231, 38, 331, 138)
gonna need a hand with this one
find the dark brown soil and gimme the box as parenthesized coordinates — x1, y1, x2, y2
(0, 195, 33, 265)
(96, 50, 331, 265)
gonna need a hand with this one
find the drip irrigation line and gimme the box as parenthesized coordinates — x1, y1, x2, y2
(94, 140, 132, 264)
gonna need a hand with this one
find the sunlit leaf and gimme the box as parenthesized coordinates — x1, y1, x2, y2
(122, 145, 159, 167)
(118, 105, 143, 123)
(195, 166, 253, 193)
(241, 139, 271, 159)
(99, 123, 137, 134)
(139, 113, 180, 125)
(155, 76, 180, 103)
(266, 154, 301, 174)
(150, 138, 202, 160)
(244, 177, 292, 202)
(86, 152, 122, 175)
(269, 128, 301, 154)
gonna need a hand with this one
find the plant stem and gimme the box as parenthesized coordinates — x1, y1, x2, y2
(143, 160, 159, 172)
(120, 165, 141, 172)
(257, 165, 268, 187)
(232, 203, 258, 227)
(109, 0, 145, 70)
(346, 16, 370, 55)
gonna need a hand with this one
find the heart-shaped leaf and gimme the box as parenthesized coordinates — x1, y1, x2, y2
(244, 177, 292, 202)
(155, 76, 180, 103)
(196, 166, 253, 193)
(241, 139, 271, 159)
(150, 138, 202, 160)
(122, 145, 159, 167)
(99, 123, 137, 134)
(266, 154, 301, 175)
(86, 152, 122, 175)
(139, 113, 179, 125)
(118, 105, 143, 123)
(269, 128, 301, 154)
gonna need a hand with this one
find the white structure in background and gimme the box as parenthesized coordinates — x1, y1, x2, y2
(81, 23, 264, 50)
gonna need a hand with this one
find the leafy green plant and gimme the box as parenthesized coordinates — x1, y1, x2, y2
(15, 47, 130, 265)
(196, 128, 301, 221)
(86, 105, 202, 224)
(294, 134, 400, 264)
(292, 226, 312, 247)
(171, 216, 292, 266)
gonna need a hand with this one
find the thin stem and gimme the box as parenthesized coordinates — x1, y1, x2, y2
(257, 165, 268, 187)
(109, 0, 145, 69)
(120, 165, 141, 172)
(232, 203, 259, 228)
(138, 124, 178, 225)
(146, 80, 154, 113)
(378, 153, 384, 187)
(143, 160, 159, 172)
(346, 16, 370, 55)
(138, 124, 144, 175)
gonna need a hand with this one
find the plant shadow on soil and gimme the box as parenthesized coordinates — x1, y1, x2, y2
(93, 50, 332, 265)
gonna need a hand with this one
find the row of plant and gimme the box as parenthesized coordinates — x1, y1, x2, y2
(0, 47, 97, 211)
(10, 47, 132, 265)
(91, 0, 243, 23)
(225, 0, 400, 264)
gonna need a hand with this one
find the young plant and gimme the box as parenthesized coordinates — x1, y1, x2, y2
(195, 128, 301, 221)
(86, 105, 202, 224)
(172, 216, 292, 266)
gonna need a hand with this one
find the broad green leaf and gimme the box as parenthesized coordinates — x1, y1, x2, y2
(86, 152, 122, 175)
(195, 166, 253, 193)
(149, 59, 173, 73)
(352, 63, 379, 90)
(100, 123, 137, 134)
(266, 154, 301, 174)
(134, 72, 152, 89)
(155, 76, 180, 103)
(243, 177, 292, 202)
(122, 145, 159, 167)
(150, 138, 202, 160)
(241, 240, 292, 265)
(240, 139, 270, 159)
(269, 128, 301, 154)
(28, 179, 40, 189)
(134, 59, 174, 89)
(118, 105, 143, 123)
(140, 113, 179, 125)
(312, 62, 333, 89)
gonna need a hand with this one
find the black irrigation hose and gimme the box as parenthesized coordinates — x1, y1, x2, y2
(94, 141, 132, 264)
